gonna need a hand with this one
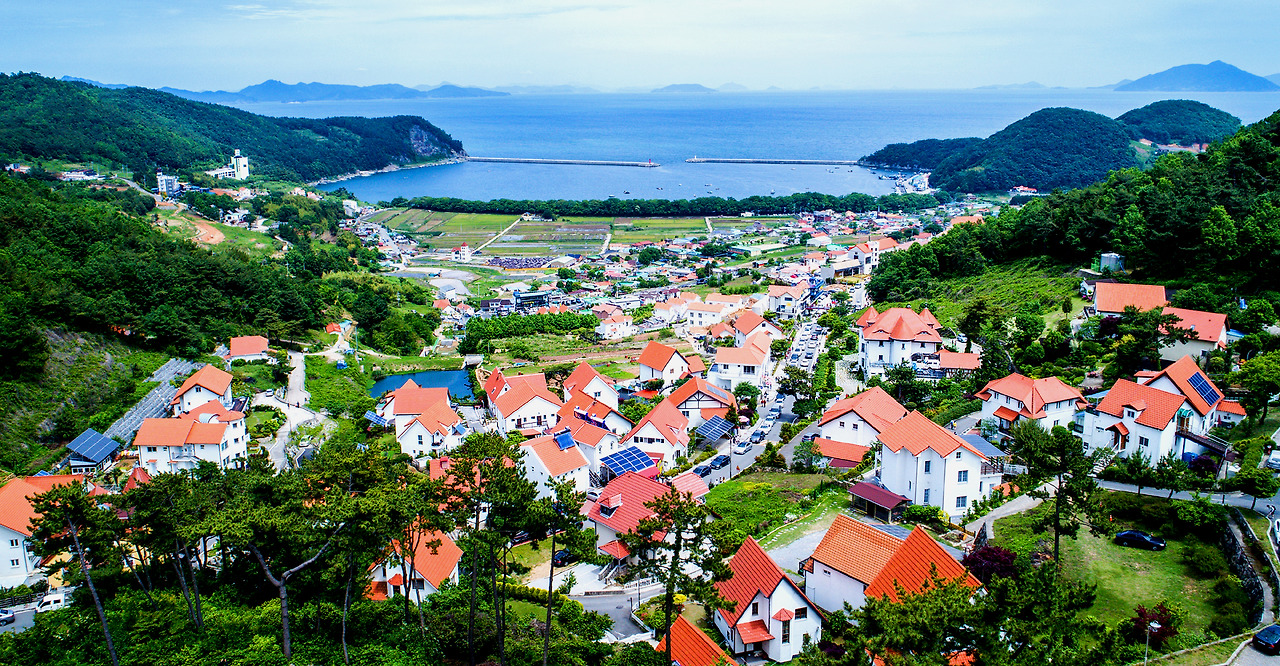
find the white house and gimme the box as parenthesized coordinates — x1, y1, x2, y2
(856, 307, 942, 379)
(562, 361, 618, 410)
(595, 314, 637, 340)
(732, 312, 785, 346)
(637, 341, 690, 386)
(667, 377, 737, 431)
(713, 538, 822, 663)
(367, 532, 463, 603)
(1160, 307, 1228, 363)
(520, 430, 590, 498)
(558, 390, 633, 436)
(766, 285, 810, 319)
(483, 370, 564, 435)
(376, 380, 467, 458)
(976, 373, 1088, 438)
(708, 332, 771, 392)
(849, 237, 900, 274)
(802, 517, 980, 614)
(581, 471, 671, 563)
(817, 386, 908, 449)
(620, 399, 689, 470)
(169, 364, 234, 415)
(224, 335, 270, 364)
(686, 302, 730, 328)
(134, 403, 250, 473)
(0, 475, 89, 587)
(653, 297, 689, 324)
(876, 411, 1006, 523)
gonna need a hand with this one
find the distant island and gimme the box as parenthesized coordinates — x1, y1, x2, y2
(652, 83, 716, 93)
(1114, 60, 1280, 92)
(974, 81, 1046, 90)
(159, 79, 508, 104)
(1, 73, 464, 181)
(863, 99, 1242, 192)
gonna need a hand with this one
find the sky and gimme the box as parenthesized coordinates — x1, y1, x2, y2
(4, 0, 1278, 91)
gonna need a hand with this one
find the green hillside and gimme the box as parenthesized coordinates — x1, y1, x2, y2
(861, 137, 983, 169)
(1117, 99, 1242, 145)
(0, 73, 464, 181)
(931, 107, 1138, 192)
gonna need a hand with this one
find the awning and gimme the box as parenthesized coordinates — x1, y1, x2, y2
(599, 539, 630, 559)
(737, 619, 775, 643)
(992, 406, 1020, 422)
(388, 574, 404, 586)
(772, 608, 795, 621)
(850, 481, 910, 510)
(1107, 422, 1130, 436)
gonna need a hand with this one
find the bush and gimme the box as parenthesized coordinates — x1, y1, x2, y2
(1181, 543, 1228, 578)
(903, 504, 946, 525)
(1207, 602, 1249, 638)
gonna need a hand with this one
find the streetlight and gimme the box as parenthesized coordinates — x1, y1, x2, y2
(1144, 621, 1161, 665)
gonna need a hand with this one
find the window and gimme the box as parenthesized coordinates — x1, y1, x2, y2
(878, 354, 884, 361)
(751, 602, 759, 616)
(1126, 409, 1135, 418)
(955, 451, 962, 460)
(9, 559, 17, 567)
(795, 607, 807, 619)
(851, 422, 858, 430)
(1139, 436, 1150, 447)
(956, 496, 968, 509)
(839, 421, 845, 428)
(418, 435, 424, 447)
(147, 446, 158, 453)
(8, 539, 17, 547)
(923, 489, 930, 504)
(923, 460, 931, 473)
(782, 619, 791, 644)
(958, 470, 969, 483)
(823, 569, 831, 576)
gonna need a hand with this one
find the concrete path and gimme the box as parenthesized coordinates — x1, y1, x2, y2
(1227, 639, 1275, 665)
(475, 220, 520, 252)
(963, 482, 1051, 538)
(282, 350, 311, 406)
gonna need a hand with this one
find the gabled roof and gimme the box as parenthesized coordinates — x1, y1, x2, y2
(687, 302, 727, 314)
(122, 467, 153, 492)
(625, 399, 689, 448)
(0, 474, 86, 536)
(715, 342, 767, 366)
(560, 415, 616, 448)
(1095, 379, 1187, 429)
(581, 471, 669, 535)
(708, 322, 734, 339)
(668, 377, 736, 409)
(656, 615, 732, 666)
(387, 531, 463, 589)
(975, 374, 1087, 419)
(172, 364, 232, 401)
(767, 285, 806, 299)
(877, 411, 989, 460)
(814, 438, 871, 465)
(1219, 400, 1247, 416)
(859, 307, 942, 343)
(818, 386, 907, 431)
(864, 526, 981, 603)
(855, 306, 879, 328)
(937, 350, 980, 371)
(732, 311, 771, 336)
(492, 377, 563, 417)
(177, 400, 245, 423)
(805, 514, 904, 585)
(563, 361, 614, 395)
(406, 401, 464, 436)
(391, 385, 452, 415)
(226, 335, 269, 357)
(134, 417, 227, 449)
(1094, 282, 1168, 313)
(1162, 307, 1228, 346)
(1150, 355, 1222, 415)
(522, 434, 589, 477)
(716, 537, 814, 625)
(638, 341, 685, 371)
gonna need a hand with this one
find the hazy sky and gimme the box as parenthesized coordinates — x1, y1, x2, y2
(5, 0, 1278, 91)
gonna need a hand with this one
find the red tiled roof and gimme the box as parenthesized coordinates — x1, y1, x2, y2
(1151, 355, 1221, 415)
(582, 472, 670, 535)
(406, 401, 463, 436)
(716, 537, 813, 626)
(522, 434, 588, 477)
(1095, 282, 1167, 314)
(561, 417, 614, 448)
(856, 306, 879, 328)
(122, 467, 152, 492)
(563, 361, 614, 395)
(668, 377, 736, 410)
(860, 307, 942, 343)
(172, 364, 232, 401)
(1162, 307, 1227, 346)
(1219, 400, 1247, 416)
(975, 374, 1087, 419)
(818, 386, 907, 431)
(177, 400, 244, 423)
(864, 526, 981, 603)
(937, 350, 980, 370)
(1095, 379, 1187, 430)
(0, 475, 86, 536)
(814, 438, 871, 464)
(670, 471, 710, 500)
(391, 385, 451, 415)
(686, 355, 707, 374)
(492, 379, 563, 417)
(638, 341, 683, 371)
(656, 615, 732, 666)
(767, 285, 806, 300)
(736, 619, 775, 643)
(877, 411, 988, 460)
(134, 417, 226, 449)
(807, 514, 903, 585)
(625, 399, 689, 449)
(599, 539, 630, 559)
(850, 481, 911, 509)
(1109, 422, 1130, 437)
(991, 406, 1020, 422)
(227, 335, 269, 358)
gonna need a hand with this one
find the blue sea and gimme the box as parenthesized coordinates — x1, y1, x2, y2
(228, 90, 1280, 202)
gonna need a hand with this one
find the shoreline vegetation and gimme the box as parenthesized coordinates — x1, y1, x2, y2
(308, 155, 466, 187)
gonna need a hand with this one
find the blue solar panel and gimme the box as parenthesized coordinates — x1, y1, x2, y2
(601, 446, 655, 474)
(67, 429, 118, 464)
(554, 428, 576, 451)
(705, 384, 732, 403)
(1187, 372, 1221, 406)
(696, 415, 735, 441)
(363, 411, 390, 427)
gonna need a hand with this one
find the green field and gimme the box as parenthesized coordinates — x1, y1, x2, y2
(483, 218, 609, 256)
(877, 258, 1079, 327)
(611, 217, 709, 243)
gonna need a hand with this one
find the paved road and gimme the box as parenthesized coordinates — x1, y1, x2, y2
(1230, 640, 1276, 665)
(282, 351, 311, 406)
(578, 593, 649, 638)
(0, 608, 34, 634)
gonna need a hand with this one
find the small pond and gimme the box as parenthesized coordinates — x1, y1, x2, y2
(368, 369, 474, 401)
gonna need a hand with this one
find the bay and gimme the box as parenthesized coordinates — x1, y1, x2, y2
(227, 90, 1280, 201)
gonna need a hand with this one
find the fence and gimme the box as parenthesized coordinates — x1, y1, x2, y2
(0, 593, 40, 610)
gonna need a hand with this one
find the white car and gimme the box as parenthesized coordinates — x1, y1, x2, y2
(732, 442, 752, 455)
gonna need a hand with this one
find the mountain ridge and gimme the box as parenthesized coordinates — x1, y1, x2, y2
(1115, 61, 1279, 92)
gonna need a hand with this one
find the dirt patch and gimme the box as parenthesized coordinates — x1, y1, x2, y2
(192, 220, 225, 245)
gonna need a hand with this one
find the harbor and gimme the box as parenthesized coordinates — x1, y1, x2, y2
(466, 157, 660, 167)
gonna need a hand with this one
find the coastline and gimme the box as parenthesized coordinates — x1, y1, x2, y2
(309, 156, 465, 186)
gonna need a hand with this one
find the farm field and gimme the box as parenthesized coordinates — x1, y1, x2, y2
(484, 218, 610, 256)
(611, 217, 709, 243)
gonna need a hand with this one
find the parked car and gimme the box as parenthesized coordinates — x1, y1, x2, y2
(750, 430, 767, 443)
(552, 550, 577, 567)
(775, 393, 785, 403)
(1254, 624, 1280, 655)
(1267, 449, 1280, 471)
(732, 441, 752, 455)
(586, 488, 601, 501)
(0, 608, 13, 626)
(693, 465, 712, 478)
(709, 454, 731, 469)
(1114, 530, 1166, 551)
(36, 593, 66, 613)
(801, 433, 817, 442)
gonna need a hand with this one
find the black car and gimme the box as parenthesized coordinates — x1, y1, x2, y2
(551, 550, 577, 567)
(1255, 624, 1280, 654)
(1114, 530, 1166, 551)
(709, 454, 731, 470)
(693, 465, 712, 478)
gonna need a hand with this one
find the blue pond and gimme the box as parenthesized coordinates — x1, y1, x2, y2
(368, 369, 474, 400)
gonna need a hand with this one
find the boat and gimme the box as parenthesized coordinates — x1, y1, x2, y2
(624, 191, 630, 194)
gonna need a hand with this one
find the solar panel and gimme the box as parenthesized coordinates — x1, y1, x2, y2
(705, 384, 732, 403)
(696, 415, 735, 441)
(554, 428, 576, 451)
(363, 411, 390, 427)
(601, 446, 655, 474)
(67, 429, 118, 464)
(1187, 372, 1221, 406)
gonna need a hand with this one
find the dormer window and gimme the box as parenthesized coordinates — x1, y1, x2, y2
(1126, 410, 1135, 418)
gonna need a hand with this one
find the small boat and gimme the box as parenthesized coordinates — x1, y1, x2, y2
(624, 191, 630, 194)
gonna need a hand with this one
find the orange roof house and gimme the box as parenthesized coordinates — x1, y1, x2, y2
(859, 307, 941, 343)
(819, 386, 907, 432)
(581, 472, 671, 558)
(877, 411, 988, 459)
(1094, 282, 1168, 316)
(863, 527, 981, 603)
(225, 335, 269, 360)
(976, 374, 1087, 421)
(801, 514, 904, 604)
(170, 364, 233, 413)
(0, 474, 87, 538)
(657, 616, 732, 666)
(367, 531, 463, 601)
(713, 538, 822, 661)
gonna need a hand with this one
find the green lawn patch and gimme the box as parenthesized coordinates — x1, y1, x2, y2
(705, 477, 827, 547)
(510, 542, 554, 579)
(735, 472, 828, 491)
(756, 490, 847, 553)
(303, 356, 374, 417)
(877, 257, 1079, 326)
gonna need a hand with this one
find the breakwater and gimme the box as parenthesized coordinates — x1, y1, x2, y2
(467, 157, 660, 168)
(685, 157, 864, 166)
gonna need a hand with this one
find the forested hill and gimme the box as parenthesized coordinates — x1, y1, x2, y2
(1117, 99, 1241, 145)
(861, 137, 982, 170)
(0, 73, 464, 181)
(930, 107, 1138, 192)
(868, 107, 1280, 305)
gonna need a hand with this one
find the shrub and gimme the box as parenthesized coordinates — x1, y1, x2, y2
(903, 504, 946, 525)
(961, 545, 1018, 584)
(1181, 543, 1228, 578)
(1207, 602, 1249, 638)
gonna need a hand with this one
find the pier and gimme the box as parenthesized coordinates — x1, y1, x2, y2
(466, 157, 660, 168)
(685, 157, 864, 166)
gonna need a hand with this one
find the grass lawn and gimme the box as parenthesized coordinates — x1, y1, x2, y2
(372, 355, 464, 371)
(1158, 636, 1248, 666)
(217, 222, 283, 259)
(735, 472, 828, 491)
(597, 362, 638, 380)
(506, 599, 545, 621)
(705, 475, 834, 545)
(510, 542, 554, 576)
(876, 257, 1079, 326)
(232, 362, 286, 391)
(304, 356, 374, 417)
(757, 490, 847, 552)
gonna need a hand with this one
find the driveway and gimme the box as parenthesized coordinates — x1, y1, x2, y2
(766, 529, 827, 579)
(0, 608, 34, 634)
(1230, 640, 1275, 665)
(577, 593, 650, 638)
(282, 350, 311, 406)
